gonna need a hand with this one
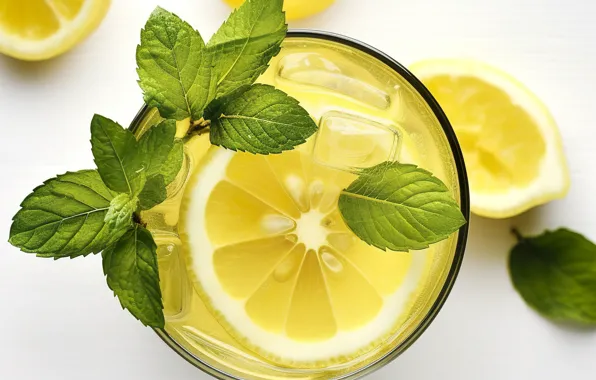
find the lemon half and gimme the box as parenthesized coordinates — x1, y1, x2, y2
(411, 59, 570, 218)
(180, 140, 427, 366)
(0, 0, 110, 61)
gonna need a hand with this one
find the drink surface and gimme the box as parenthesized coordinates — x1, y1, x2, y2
(137, 37, 461, 379)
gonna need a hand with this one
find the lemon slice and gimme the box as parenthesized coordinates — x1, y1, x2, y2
(411, 59, 570, 218)
(0, 0, 110, 61)
(180, 140, 427, 366)
(223, 0, 335, 21)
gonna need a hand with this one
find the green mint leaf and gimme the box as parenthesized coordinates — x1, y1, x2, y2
(160, 139, 184, 185)
(91, 114, 145, 195)
(139, 120, 176, 178)
(105, 193, 138, 231)
(138, 175, 167, 210)
(137, 7, 213, 121)
(509, 228, 596, 324)
(8, 170, 128, 259)
(102, 225, 164, 328)
(205, 84, 318, 154)
(338, 162, 466, 251)
(207, 0, 286, 97)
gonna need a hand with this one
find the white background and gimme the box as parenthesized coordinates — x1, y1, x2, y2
(1, 0, 596, 379)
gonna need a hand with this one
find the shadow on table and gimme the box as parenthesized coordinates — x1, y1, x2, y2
(0, 53, 67, 80)
(465, 205, 596, 334)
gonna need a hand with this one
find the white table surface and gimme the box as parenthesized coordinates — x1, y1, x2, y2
(2, 0, 596, 379)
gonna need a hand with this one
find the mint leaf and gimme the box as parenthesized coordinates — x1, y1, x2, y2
(8, 170, 128, 259)
(338, 162, 466, 251)
(206, 84, 317, 154)
(138, 175, 167, 210)
(509, 228, 596, 324)
(139, 120, 176, 178)
(105, 193, 137, 231)
(160, 139, 184, 185)
(102, 225, 164, 328)
(207, 0, 286, 97)
(137, 7, 213, 121)
(138, 119, 182, 190)
(91, 114, 145, 195)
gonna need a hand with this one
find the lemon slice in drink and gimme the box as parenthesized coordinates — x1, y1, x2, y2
(0, 0, 110, 61)
(411, 59, 570, 218)
(180, 139, 427, 366)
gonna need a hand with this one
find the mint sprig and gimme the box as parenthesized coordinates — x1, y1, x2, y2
(509, 228, 596, 324)
(8, 0, 466, 330)
(9, 115, 181, 327)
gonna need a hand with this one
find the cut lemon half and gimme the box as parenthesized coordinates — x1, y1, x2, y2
(0, 0, 111, 61)
(223, 0, 335, 21)
(411, 59, 570, 218)
(180, 139, 428, 366)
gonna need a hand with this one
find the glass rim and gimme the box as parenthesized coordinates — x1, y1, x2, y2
(130, 29, 470, 380)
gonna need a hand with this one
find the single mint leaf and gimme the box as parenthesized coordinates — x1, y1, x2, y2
(139, 120, 176, 178)
(8, 170, 128, 259)
(137, 7, 213, 121)
(207, 0, 286, 97)
(138, 175, 167, 210)
(205, 84, 317, 154)
(102, 225, 164, 328)
(509, 228, 596, 324)
(105, 193, 138, 231)
(338, 162, 466, 251)
(91, 114, 145, 195)
(160, 139, 184, 185)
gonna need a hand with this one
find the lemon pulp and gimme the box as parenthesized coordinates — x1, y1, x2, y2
(181, 141, 428, 364)
(412, 59, 569, 218)
(0, 0, 110, 60)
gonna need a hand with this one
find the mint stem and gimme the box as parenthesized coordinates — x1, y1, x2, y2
(191, 118, 210, 129)
(183, 123, 210, 143)
(512, 228, 524, 242)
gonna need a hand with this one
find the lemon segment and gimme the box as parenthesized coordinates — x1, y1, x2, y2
(181, 142, 428, 366)
(411, 59, 570, 218)
(0, 0, 110, 60)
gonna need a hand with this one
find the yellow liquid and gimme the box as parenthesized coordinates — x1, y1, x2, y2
(134, 37, 463, 379)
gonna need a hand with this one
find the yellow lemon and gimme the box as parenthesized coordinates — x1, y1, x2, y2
(223, 0, 335, 21)
(0, 0, 111, 61)
(411, 59, 570, 218)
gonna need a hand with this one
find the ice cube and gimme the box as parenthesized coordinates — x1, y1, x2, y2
(154, 236, 192, 320)
(277, 52, 394, 110)
(312, 111, 401, 172)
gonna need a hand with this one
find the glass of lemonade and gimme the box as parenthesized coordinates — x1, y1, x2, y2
(130, 31, 469, 380)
